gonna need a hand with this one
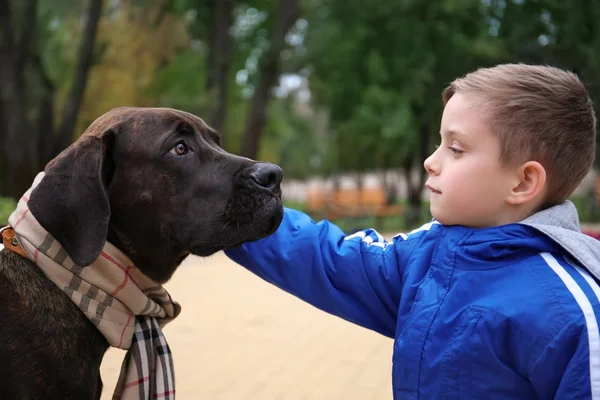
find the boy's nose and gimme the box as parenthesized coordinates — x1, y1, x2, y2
(424, 153, 439, 175)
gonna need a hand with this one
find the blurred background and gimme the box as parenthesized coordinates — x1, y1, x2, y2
(4, 1, 600, 398)
(2, 0, 600, 232)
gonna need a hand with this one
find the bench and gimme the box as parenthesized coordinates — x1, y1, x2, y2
(306, 187, 404, 221)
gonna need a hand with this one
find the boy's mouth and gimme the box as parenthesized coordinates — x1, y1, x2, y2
(425, 183, 441, 194)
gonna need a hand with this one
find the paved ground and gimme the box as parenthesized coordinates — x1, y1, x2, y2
(100, 252, 393, 399)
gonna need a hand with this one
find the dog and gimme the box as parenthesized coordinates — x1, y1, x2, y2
(0, 107, 284, 399)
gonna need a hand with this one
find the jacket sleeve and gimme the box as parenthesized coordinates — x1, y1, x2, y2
(529, 322, 597, 399)
(224, 207, 415, 338)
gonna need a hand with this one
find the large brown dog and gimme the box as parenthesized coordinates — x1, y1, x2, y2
(0, 107, 283, 399)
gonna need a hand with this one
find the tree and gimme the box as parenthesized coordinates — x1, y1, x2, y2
(53, 0, 103, 156)
(0, 0, 103, 199)
(239, 0, 300, 159)
(205, 0, 235, 133)
(79, 0, 189, 131)
(304, 0, 501, 225)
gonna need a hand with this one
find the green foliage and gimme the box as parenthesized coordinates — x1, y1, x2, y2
(258, 97, 322, 175)
(12, 0, 600, 188)
(0, 197, 17, 225)
(150, 48, 210, 114)
(317, 1, 600, 170)
(303, 0, 507, 174)
(570, 195, 599, 224)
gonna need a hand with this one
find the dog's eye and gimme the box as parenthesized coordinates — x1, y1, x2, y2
(170, 142, 188, 156)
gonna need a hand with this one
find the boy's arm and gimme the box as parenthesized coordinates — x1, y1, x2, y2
(529, 322, 597, 398)
(225, 207, 415, 338)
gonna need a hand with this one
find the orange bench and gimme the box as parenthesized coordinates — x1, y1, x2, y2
(306, 187, 404, 220)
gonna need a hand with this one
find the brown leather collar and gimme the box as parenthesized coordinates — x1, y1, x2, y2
(1, 226, 30, 259)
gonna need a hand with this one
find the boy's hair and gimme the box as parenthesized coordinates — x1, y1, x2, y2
(443, 63, 597, 207)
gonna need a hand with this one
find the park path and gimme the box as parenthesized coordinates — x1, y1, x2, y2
(100, 251, 393, 399)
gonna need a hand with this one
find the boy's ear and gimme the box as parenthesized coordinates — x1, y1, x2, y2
(506, 161, 547, 206)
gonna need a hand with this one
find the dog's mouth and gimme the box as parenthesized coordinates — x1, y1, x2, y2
(234, 194, 283, 237)
(225, 191, 282, 223)
(189, 193, 283, 257)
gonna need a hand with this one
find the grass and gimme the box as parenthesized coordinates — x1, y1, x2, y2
(0, 196, 16, 225)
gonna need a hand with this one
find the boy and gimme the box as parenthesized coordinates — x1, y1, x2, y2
(225, 64, 600, 398)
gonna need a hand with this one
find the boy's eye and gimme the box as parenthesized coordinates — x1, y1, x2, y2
(448, 146, 464, 155)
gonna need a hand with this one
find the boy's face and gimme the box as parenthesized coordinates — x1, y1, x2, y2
(424, 93, 517, 227)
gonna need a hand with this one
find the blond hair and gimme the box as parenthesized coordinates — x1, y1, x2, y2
(443, 63, 596, 206)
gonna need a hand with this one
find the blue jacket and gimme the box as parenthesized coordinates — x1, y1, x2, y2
(225, 202, 600, 399)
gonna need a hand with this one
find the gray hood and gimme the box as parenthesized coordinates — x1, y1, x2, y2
(521, 201, 600, 280)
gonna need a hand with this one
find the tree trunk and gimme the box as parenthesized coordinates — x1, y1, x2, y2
(0, 0, 38, 199)
(239, 0, 300, 159)
(206, 0, 234, 134)
(33, 53, 56, 169)
(54, 0, 104, 156)
(402, 125, 430, 228)
(0, 0, 103, 199)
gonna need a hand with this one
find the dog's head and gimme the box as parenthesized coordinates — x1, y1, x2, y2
(28, 107, 283, 282)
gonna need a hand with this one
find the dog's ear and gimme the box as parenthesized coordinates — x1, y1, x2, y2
(28, 130, 115, 267)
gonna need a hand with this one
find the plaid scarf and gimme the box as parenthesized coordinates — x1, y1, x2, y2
(7, 172, 181, 400)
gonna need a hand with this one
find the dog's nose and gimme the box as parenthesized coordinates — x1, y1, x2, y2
(249, 163, 283, 191)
